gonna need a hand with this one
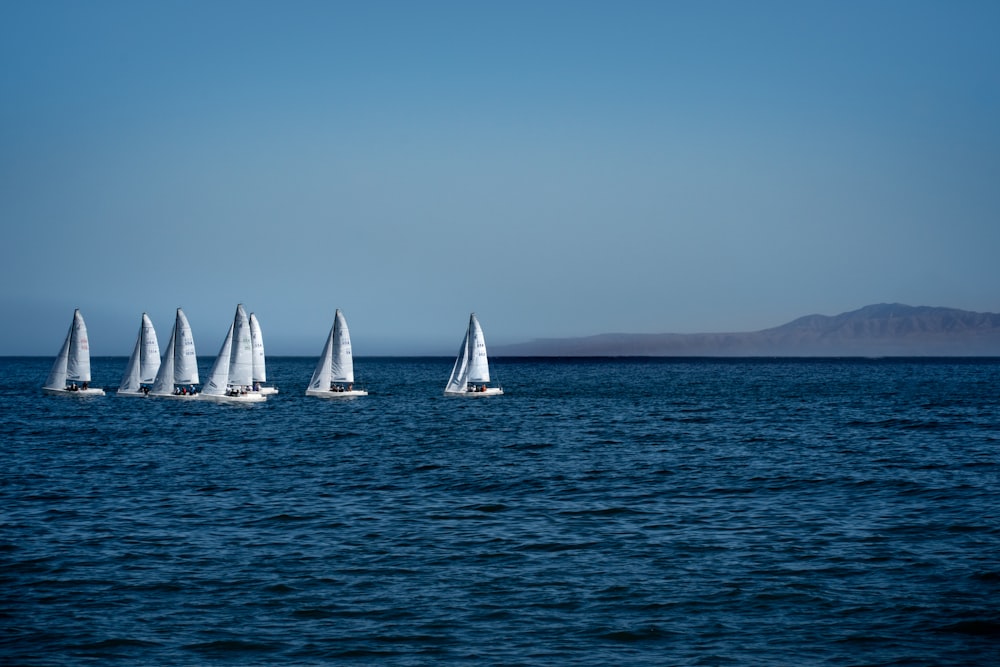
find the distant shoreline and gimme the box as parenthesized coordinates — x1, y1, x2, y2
(492, 304, 1000, 357)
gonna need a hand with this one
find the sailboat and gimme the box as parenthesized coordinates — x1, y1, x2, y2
(199, 304, 266, 403)
(117, 313, 160, 396)
(43, 309, 105, 396)
(249, 312, 278, 395)
(149, 308, 200, 399)
(444, 312, 503, 396)
(305, 309, 368, 397)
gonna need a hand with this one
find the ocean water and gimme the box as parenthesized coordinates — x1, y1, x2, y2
(2, 356, 999, 666)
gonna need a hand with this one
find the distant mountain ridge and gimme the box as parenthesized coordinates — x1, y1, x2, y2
(495, 304, 1000, 356)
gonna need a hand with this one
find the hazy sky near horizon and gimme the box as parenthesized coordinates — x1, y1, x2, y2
(2, 0, 999, 355)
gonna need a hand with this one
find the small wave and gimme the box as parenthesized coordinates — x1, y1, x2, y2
(265, 583, 298, 594)
(184, 639, 285, 653)
(125, 581, 185, 593)
(328, 648, 398, 658)
(846, 417, 950, 430)
(246, 513, 315, 525)
(373, 633, 452, 645)
(195, 484, 239, 493)
(503, 441, 554, 450)
(292, 608, 336, 619)
(515, 541, 599, 552)
(558, 507, 648, 517)
(74, 638, 161, 650)
(461, 503, 509, 513)
(596, 625, 675, 642)
(938, 619, 1000, 637)
(330, 431, 363, 439)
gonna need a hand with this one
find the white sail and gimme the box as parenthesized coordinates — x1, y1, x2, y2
(202, 322, 235, 396)
(44, 311, 76, 389)
(466, 314, 490, 383)
(174, 309, 199, 385)
(44, 308, 83, 389)
(119, 313, 160, 393)
(249, 312, 266, 383)
(150, 330, 176, 395)
(330, 309, 355, 383)
(119, 318, 143, 393)
(445, 313, 501, 395)
(307, 322, 335, 392)
(150, 308, 197, 395)
(66, 309, 92, 382)
(138, 313, 160, 382)
(229, 305, 254, 388)
(445, 333, 471, 394)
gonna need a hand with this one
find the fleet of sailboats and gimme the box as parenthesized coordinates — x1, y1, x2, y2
(43, 309, 105, 396)
(43, 308, 509, 399)
(306, 309, 367, 397)
(445, 313, 503, 396)
(117, 313, 160, 396)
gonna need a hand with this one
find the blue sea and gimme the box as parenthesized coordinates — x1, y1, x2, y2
(3, 356, 1000, 665)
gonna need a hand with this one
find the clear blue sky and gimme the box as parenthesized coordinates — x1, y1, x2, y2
(2, 0, 998, 355)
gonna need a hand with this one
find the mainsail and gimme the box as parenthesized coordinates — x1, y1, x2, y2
(330, 309, 354, 383)
(138, 313, 160, 382)
(175, 309, 199, 385)
(66, 309, 92, 383)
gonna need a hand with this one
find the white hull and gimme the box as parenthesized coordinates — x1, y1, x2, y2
(149, 392, 200, 400)
(306, 388, 368, 398)
(116, 389, 148, 397)
(445, 387, 504, 396)
(258, 386, 279, 395)
(198, 392, 266, 403)
(43, 386, 106, 397)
